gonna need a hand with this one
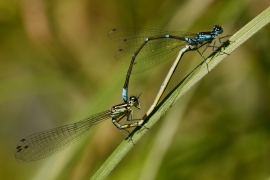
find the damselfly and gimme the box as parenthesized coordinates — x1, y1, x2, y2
(15, 95, 141, 163)
(109, 25, 228, 103)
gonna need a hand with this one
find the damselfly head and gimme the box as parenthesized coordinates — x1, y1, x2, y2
(129, 95, 141, 109)
(213, 25, 223, 35)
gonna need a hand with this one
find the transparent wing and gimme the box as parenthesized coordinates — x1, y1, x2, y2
(14, 110, 111, 163)
(108, 27, 195, 42)
(108, 28, 196, 74)
(116, 38, 187, 74)
(109, 28, 171, 41)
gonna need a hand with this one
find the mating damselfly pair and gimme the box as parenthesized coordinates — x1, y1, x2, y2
(14, 25, 228, 162)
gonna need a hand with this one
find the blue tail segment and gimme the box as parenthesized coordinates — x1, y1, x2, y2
(122, 88, 128, 102)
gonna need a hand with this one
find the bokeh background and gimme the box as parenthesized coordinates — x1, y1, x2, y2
(1, 0, 270, 179)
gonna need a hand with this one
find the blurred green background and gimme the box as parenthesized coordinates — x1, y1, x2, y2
(1, 0, 270, 179)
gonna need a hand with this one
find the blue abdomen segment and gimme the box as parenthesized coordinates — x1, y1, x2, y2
(122, 88, 128, 102)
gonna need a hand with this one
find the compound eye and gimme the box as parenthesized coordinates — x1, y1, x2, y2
(213, 25, 223, 34)
(132, 96, 140, 104)
(130, 96, 135, 101)
(214, 25, 220, 30)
